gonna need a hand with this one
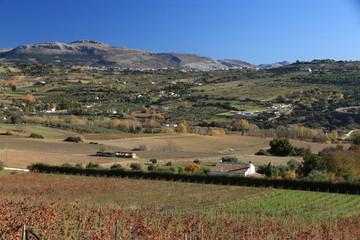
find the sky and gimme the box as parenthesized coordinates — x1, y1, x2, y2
(0, 0, 359, 65)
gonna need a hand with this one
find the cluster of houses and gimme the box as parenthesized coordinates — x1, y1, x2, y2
(96, 151, 138, 159)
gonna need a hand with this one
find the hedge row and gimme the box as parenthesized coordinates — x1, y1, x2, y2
(29, 163, 360, 195)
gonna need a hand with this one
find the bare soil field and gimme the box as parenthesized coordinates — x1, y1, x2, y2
(0, 125, 339, 168)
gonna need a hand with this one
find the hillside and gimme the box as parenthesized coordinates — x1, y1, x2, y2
(0, 40, 289, 70)
(0, 40, 230, 70)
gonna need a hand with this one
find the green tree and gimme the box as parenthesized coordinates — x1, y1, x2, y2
(220, 156, 238, 163)
(300, 152, 325, 176)
(268, 138, 294, 156)
(130, 163, 142, 171)
(263, 162, 278, 178)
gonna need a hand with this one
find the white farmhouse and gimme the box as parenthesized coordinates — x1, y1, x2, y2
(211, 161, 256, 177)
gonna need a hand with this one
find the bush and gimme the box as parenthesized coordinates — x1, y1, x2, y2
(110, 163, 122, 170)
(147, 164, 156, 171)
(303, 170, 329, 181)
(220, 156, 238, 163)
(287, 159, 300, 171)
(149, 159, 157, 164)
(193, 159, 201, 164)
(199, 167, 211, 174)
(75, 163, 83, 168)
(130, 163, 142, 171)
(29, 133, 44, 139)
(132, 144, 148, 151)
(185, 163, 201, 172)
(86, 162, 101, 168)
(61, 163, 73, 167)
(255, 149, 269, 156)
(64, 136, 85, 143)
(0, 161, 4, 170)
(165, 161, 173, 166)
(293, 147, 308, 156)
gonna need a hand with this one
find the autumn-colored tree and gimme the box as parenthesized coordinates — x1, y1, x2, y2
(233, 119, 249, 131)
(178, 123, 188, 133)
(141, 107, 150, 113)
(325, 130, 339, 143)
(185, 163, 201, 172)
(25, 94, 36, 102)
(284, 170, 297, 179)
(108, 119, 121, 128)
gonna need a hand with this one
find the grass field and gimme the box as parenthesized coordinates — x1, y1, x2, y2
(0, 172, 359, 239)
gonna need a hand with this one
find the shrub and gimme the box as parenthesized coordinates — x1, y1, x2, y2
(169, 167, 177, 172)
(64, 136, 85, 143)
(75, 163, 83, 168)
(86, 162, 101, 168)
(350, 131, 360, 145)
(220, 156, 238, 163)
(284, 170, 297, 179)
(193, 159, 201, 164)
(110, 163, 122, 170)
(177, 166, 185, 173)
(149, 159, 157, 164)
(303, 170, 329, 181)
(185, 163, 201, 172)
(130, 163, 142, 171)
(287, 159, 301, 171)
(293, 147, 308, 156)
(132, 144, 148, 151)
(165, 161, 173, 166)
(61, 163, 73, 167)
(255, 149, 269, 156)
(147, 164, 156, 171)
(0, 161, 4, 170)
(29, 133, 44, 139)
(199, 167, 211, 174)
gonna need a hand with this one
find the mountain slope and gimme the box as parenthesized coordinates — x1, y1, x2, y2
(0, 40, 227, 70)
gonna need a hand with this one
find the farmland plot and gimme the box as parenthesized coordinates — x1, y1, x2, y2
(0, 173, 359, 239)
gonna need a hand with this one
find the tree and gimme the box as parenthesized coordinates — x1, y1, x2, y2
(185, 163, 201, 172)
(268, 138, 294, 156)
(130, 163, 142, 171)
(300, 152, 325, 176)
(350, 131, 360, 145)
(25, 94, 36, 102)
(220, 156, 238, 163)
(263, 162, 278, 178)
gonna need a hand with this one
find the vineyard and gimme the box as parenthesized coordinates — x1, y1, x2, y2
(1, 172, 359, 239)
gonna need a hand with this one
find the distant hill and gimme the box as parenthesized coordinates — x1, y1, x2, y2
(0, 40, 289, 70)
(218, 59, 257, 68)
(258, 61, 292, 69)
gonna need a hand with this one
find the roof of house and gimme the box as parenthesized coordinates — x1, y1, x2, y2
(211, 162, 251, 174)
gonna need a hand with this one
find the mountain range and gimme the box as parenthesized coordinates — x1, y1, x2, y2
(0, 40, 291, 70)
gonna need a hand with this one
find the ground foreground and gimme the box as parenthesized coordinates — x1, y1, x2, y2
(0, 172, 359, 239)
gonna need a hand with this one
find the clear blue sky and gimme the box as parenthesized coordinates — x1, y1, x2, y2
(0, 0, 359, 64)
